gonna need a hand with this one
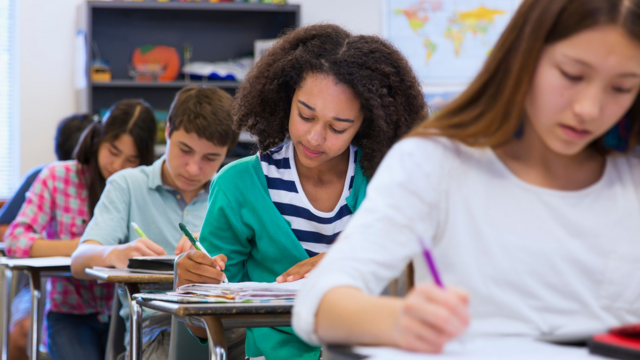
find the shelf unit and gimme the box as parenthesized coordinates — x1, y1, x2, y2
(76, 0, 299, 158)
(90, 79, 242, 89)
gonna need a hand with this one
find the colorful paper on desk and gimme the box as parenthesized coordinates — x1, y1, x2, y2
(355, 337, 603, 359)
(167, 280, 305, 303)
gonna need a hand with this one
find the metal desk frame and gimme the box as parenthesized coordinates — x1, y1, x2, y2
(0, 262, 71, 360)
(84, 268, 173, 360)
(134, 298, 292, 360)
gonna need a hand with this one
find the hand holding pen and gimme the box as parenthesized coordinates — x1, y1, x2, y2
(178, 223, 228, 284)
(391, 239, 470, 353)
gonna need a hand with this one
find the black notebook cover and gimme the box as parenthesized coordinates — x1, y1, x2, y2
(127, 256, 176, 272)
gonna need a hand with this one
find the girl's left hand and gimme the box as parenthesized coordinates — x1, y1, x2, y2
(276, 253, 326, 283)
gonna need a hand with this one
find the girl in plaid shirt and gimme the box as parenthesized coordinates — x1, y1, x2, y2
(3, 99, 157, 360)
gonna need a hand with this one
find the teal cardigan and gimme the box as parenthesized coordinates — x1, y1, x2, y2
(199, 153, 368, 360)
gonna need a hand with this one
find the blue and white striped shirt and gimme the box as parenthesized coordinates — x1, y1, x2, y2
(259, 142, 357, 257)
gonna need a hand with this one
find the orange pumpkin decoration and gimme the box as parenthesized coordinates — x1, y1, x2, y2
(131, 45, 180, 82)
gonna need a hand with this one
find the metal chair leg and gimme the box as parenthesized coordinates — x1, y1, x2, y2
(130, 301, 142, 360)
(0, 266, 12, 360)
(202, 316, 226, 360)
(27, 271, 41, 360)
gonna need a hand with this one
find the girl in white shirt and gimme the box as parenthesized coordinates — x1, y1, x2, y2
(293, 0, 640, 353)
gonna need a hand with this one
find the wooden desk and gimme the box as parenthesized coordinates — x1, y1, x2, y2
(0, 257, 71, 360)
(85, 268, 173, 287)
(134, 297, 292, 360)
(85, 268, 174, 360)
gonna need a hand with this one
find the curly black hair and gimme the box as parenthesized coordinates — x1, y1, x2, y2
(234, 24, 428, 176)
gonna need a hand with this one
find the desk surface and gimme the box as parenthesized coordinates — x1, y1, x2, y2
(135, 297, 292, 318)
(0, 256, 71, 270)
(325, 337, 603, 360)
(85, 268, 173, 284)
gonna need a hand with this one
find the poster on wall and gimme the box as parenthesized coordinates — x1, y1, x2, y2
(383, 0, 520, 86)
(423, 86, 463, 115)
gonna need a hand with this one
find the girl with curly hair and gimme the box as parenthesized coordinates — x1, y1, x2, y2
(176, 24, 427, 359)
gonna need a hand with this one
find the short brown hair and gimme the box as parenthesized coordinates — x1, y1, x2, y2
(168, 85, 239, 151)
(410, 0, 640, 154)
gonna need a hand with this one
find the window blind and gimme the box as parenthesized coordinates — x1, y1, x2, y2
(0, 0, 19, 199)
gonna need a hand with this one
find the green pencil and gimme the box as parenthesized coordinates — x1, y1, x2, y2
(131, 222, 147, 238)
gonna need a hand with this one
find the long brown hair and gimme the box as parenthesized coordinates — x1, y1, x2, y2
(409, 0, 640, 153)
(75, 100, 157, 218)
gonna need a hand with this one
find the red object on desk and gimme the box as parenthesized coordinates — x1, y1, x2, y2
(589, 324, 640, 360)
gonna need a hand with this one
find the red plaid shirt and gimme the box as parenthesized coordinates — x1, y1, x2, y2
(3, 161, 114, 322)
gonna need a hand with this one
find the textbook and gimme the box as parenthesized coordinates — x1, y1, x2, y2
(139, 280, 305, 303)
(127, 255, 176, 274)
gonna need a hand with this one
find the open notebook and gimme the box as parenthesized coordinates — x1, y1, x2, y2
(138, 280, 305, 303)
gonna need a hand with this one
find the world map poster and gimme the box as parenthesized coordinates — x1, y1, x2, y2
(384, 0, 520, 85)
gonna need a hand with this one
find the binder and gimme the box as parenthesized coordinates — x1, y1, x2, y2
(127, 255, 176, 273)
(589, 324, 640, 360)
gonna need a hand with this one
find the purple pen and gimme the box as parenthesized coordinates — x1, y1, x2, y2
(422, 240, 444, 288)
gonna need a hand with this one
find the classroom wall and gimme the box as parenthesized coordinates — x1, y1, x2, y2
(17, 0, 381, 177)
(19, 0, 85, 176)
(290, 0, 382, 36)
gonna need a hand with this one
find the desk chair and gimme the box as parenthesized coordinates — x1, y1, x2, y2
(32, 274, 51, 360)
(105, 287, 126, 360)
(168, 254, 209, 360)
(167, 315, 209, 360)
(0, 268, 26, 360)
(387, 262, 415, 297)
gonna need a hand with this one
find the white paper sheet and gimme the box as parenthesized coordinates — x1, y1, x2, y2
(130, 255, 177, 261)
(0, 256, 71, 268)
(90, 267, 173, 276)
(355, 337, 606, 360)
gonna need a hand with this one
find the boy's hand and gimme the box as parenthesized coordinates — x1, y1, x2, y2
(176, 252, 227, 287)
(394, 284, 469, 353)
(174, 232, 198, 255)
(276, 253, 325, 283)
(106, 238, 166, 269)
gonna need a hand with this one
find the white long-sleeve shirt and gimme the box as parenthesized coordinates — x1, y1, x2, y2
(293, 136, 640, 345)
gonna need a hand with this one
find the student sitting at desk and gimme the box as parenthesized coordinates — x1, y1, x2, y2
(0, 114, 93, 237)
(71, 85, 240, 359)
(292, 0, 640, 354)
(175, 24, 428, 360)
(1, 113, 92, 360)
(4, 100, 157, 360)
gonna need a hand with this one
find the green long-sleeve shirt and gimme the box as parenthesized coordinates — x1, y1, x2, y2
(199, 153, 368, 360)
